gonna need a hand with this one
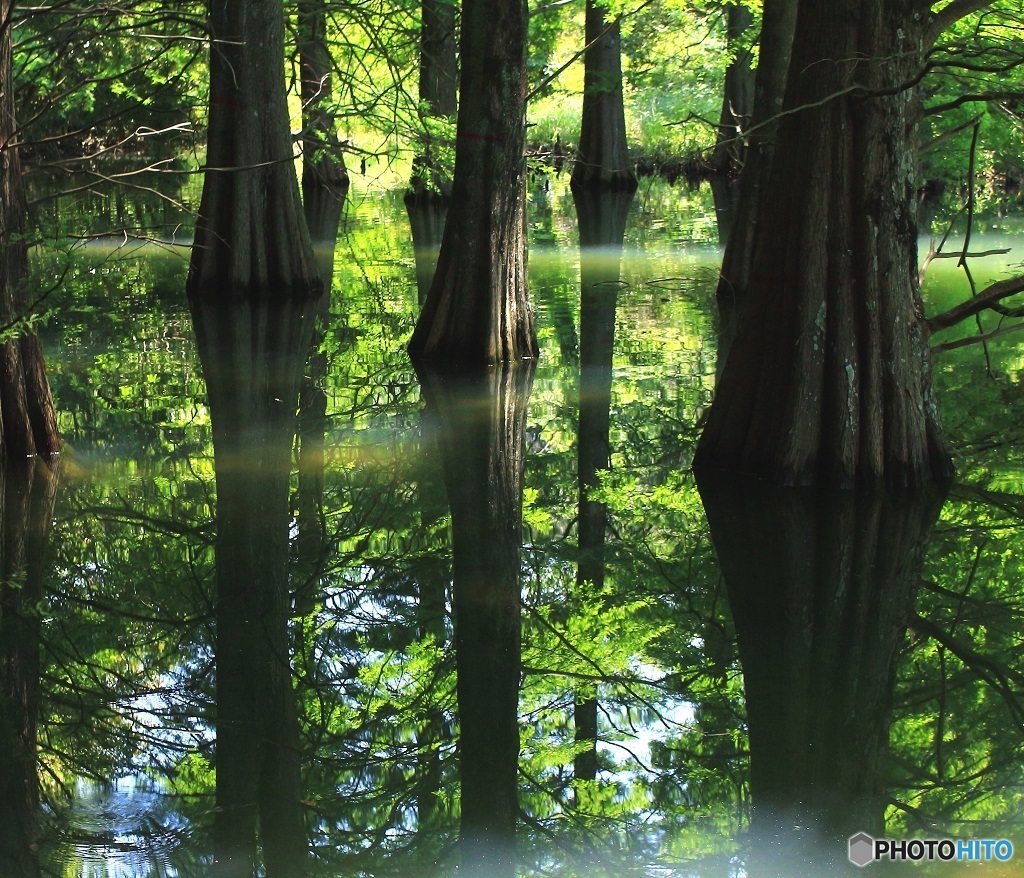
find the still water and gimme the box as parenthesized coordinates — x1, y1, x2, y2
(9, 174, 1024, 876)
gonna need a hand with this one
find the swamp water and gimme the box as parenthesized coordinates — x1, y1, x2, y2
(9, 175, 1024, 876)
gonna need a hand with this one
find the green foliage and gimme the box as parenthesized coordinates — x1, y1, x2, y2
(14, 2, 206, 155)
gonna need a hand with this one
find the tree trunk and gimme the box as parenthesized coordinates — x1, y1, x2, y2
(710, 3, 754, 175)
(192, 299, 320, 877)
(410, 0, 458, 197)
(298, 0, 348, 191)
(1, 0, 60, 463)
(694, 0, 954, 488)
(415, 362, 534, 877)
(407, 0, 537, 364)
(698, 472, 945, 871)
(570, 2, 636, 191)
(715, 0, 797, 303)
(189, 0, 320, 295)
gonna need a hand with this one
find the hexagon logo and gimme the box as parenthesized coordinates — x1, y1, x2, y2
(849, 832, 876, 868)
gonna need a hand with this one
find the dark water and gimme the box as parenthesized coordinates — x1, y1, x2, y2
(8, 175, 1024, 876)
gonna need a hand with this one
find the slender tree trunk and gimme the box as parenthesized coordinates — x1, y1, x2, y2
(407, 0, 538, 364)
(193, 299, 320, 877)
(695, 0, 953, 488)
(710, 3, 754, 174)
(698, 473, 945, 871)
(570, 2, 636, 191)
(298, 0, 348, 191)
(416, 362, 534, 877)
(190, 0, 320, 295)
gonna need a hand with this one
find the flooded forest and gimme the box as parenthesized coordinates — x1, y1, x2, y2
(2, 0, 1024, 875)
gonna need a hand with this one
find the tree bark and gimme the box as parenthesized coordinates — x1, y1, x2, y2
(192, 299, 321, 877)
(715, 0, 797, 304)
(189, 0, 320, 296)
(1, 0, 60, 463)
(410, 0, 458, 197)
(415, 362, 534, 877)
(695, 0, 954, 488)
(710, 3, 755, 175)
(407, 0, 538, 364)
(570, 2, 636, 191)
(298, 0, 348, 191)
(698, 472, 945, 871)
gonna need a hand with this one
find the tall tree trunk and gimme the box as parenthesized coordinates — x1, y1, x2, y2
(1, 0, 60, 463)
(298, 0, 348, 191)
(698, 473, 945, 872)
(192, 299, 320, 877)
(710, 3, 754, 174)
(571, 188, 634, 784)
(570, 2, 636, 191)
(715, 0, 797, 304)
(407, 0, 537, 364)
(695, 0, 953, 488)
(415, 362, 534, 877)
(190, 0, 320, 295)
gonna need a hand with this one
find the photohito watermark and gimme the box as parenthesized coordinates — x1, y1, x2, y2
(849, 832, 1014, 867)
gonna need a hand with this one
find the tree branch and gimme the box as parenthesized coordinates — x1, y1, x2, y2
(932, 319, 1024, 353)
(925, 91, 1024, 115)
(926, 274, 1024, 333)
(927, 0, 1000, 45)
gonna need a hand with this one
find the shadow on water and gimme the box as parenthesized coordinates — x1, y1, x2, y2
(697, 472, 947, 875)
(415, 360, 535, 878)
(190, 293, 324, 877)
(571, 187, 634, 784)
(0, 457, 60, 878)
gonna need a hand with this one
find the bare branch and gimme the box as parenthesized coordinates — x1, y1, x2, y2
(925, 91, 1024, 115)
(926, 274, 1024, 333)
(932, 320, 1024, 353)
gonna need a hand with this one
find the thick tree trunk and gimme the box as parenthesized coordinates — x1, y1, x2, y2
(415, 362, 533, 877)
(715, 0, 796, 303)
(189, 0, 320, 295)
(1, 0, 60, 463)
(570, 2, 636, 191)
(698, 473, 945, 872)
(298, 0, 348, 191)
(192, 299, 320, 877)
(407, 0, 537, 364)
(710, 3, 754, 175)
(695, 0, 954, 488)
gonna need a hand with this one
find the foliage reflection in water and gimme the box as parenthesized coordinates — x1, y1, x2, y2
(17, 178, 1024, 876)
